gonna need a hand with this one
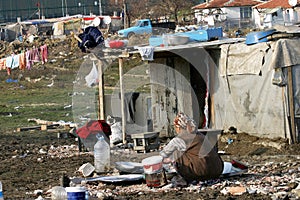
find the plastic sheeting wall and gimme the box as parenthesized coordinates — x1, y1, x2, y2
(213, 41, 290, 139)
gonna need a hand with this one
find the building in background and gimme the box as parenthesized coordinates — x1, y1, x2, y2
(0, 0, 122, 23)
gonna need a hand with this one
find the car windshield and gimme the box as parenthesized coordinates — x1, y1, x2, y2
(134, 21, 143, 27)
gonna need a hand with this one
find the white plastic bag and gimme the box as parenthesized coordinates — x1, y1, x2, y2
(110, 122, 122, 144)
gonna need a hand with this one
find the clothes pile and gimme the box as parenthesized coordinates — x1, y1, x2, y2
(78, 26, 104, 52)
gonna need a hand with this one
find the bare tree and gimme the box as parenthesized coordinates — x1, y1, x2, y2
(150, 0, 199, 23)
(107, 0, 149, 26)
(107, 0, 199, 26)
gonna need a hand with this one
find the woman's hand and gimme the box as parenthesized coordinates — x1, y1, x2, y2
(163, 157, 172, 164)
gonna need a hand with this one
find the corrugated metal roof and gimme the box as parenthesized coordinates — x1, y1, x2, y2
(128, 38, 246, 55)
(192, 0, 262, 9)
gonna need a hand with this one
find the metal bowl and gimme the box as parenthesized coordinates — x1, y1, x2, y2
(167, 35, 190, 46)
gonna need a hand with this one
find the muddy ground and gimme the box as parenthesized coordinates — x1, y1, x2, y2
(0, 129, 299, 199)
(0, 35, 299, 199)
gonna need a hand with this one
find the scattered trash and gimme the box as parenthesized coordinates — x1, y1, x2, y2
(46, 80, 54, 87)
(38, 148, 47, 154)
(227, 138, 233, 144)
(115, 161, 144, 174)
(228, 186, 247, 195)
(78, 163, 95, 177)
(35, 195, 45, 200)
(5, 78, 18, 83)
(228, 126, 237, 134)
(51, 186, 67, 200)
(218, 150, 226, 154)
(0, 181, 3, 200)
(64, 104, 72, 109)
(65, 187, 86, 200)
(108, 116, 123, 145)
(94, 135, 110, 173)
(96, 174, 144, 183)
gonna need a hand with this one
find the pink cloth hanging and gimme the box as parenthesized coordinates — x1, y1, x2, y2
(40, 44, 48, 64)
(25, 50, 33, 70)
(31, 47, 40, 62)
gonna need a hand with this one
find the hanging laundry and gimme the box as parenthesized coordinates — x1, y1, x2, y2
(19, 52, 26, 70)
(40, 44, 48, 64)
(0, 58, 6, 70)
(6, 67, 11, 76)
(6, 56, 13, 69)
(26, 49, 33, 70)
(5, 54, 20, 75)
(31, 47, 40, 62)
(11, 54, 20, 69)
(0, 43, 47, 75)
(137, 46, 154, 61)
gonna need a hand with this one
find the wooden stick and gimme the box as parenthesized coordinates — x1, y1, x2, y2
(70, 31, 82, 43)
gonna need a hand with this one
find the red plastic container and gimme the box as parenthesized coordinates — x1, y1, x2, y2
(109, 40, 125, 48)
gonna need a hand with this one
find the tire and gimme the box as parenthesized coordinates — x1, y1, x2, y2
(127, 32, 135, 38)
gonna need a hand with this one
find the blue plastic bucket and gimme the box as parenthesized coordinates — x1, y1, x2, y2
(65, 187, 86, 200)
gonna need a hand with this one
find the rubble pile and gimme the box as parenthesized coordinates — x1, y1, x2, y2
(83, 157, 300, 199)
(40, 144, 300, 200)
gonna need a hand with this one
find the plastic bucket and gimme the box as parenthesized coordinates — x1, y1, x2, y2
(144, 170, 167, 187)
(65, 187, 86, 200)
(142, 155, 163, 174)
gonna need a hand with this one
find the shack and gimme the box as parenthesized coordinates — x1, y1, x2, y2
(114, 36, 300, 143)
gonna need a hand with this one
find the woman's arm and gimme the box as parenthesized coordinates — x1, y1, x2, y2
(159, 137, 186, 159)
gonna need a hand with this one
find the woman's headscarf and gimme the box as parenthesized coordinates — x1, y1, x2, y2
(173, 112, 196, 132)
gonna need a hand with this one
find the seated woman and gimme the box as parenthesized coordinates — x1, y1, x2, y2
(159, 112, 224, 185)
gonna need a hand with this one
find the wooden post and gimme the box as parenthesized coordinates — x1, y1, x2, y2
(98, 59, 105, 120)
(288, 66, 297, 143)
(119, 56, 127, 144)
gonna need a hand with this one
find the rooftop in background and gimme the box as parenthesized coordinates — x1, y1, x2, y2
(254, 0, 300, 9)
(192, 0, 262, 9)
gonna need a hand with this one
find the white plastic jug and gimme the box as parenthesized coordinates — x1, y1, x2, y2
(94, 135, 110, 173)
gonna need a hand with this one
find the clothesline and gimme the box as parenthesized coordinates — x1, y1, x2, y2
(0, 44, 48, 75)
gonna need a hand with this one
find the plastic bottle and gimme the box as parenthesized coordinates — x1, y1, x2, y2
(0, 181, 4, 200)
(51, 186, 67, 200)
(94, 134, 110, 173)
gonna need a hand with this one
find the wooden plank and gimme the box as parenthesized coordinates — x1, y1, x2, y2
(17, 124, 60, 132)
(119, 56, 127, 144)
(98, 58, 105, 120)
(131, 132, 159, 139)
(17, 126, 42, 132)
(41, 124, 48, 131)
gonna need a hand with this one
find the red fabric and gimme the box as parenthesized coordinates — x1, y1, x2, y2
(76, 120, 111, 139)
(40, 44, 48, 64)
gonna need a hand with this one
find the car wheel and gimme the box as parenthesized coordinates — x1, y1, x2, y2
(127, 32, 135, 39)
